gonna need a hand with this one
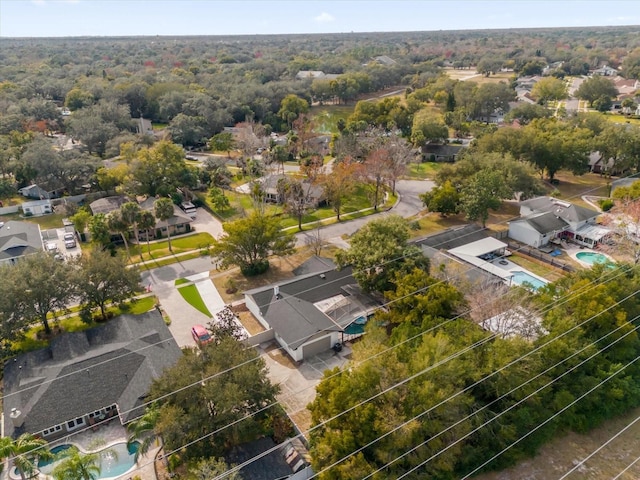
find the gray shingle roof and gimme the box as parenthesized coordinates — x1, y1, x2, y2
(519, 197, 599, 223)
(2, 311, 182, 437)
(89, 196, 129, 215)
(245, 266, 371, 350)
(523, 211, 569, 234)
(292, 256, 336, 276)
(0, 221, 43, 261)
(413, 224, 489, 251)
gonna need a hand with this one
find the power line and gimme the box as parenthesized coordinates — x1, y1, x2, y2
(556, 414, 640, 479)
(611, 452, 640, 480)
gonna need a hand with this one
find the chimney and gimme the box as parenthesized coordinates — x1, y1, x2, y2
(10, 408, 24, 428)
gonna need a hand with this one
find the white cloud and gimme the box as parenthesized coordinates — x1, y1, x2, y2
(314, 12, 335, 24)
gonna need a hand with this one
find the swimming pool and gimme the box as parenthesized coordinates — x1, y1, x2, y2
(37, 442, 139, 478)
(511, 271, 548, 290)
(576, 251, 610, 265)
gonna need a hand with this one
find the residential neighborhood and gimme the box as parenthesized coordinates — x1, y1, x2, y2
(2, 11, 640, 480)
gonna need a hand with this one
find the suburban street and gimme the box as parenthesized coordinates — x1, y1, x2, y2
(565, 76, 586, 113)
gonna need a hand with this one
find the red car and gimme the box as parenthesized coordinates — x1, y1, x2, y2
(191, 324, 213, 347)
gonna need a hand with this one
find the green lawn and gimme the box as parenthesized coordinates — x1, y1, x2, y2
(310, 105, 354, 134)
(128, 232, 214, 263)
(152, 122, 168, 130)
(406, 162, 445, 180)
(12, 296, 157, 354)
(605, 114, 640, 126)
(0, 212, 67, 230)
(177, 284, 212, 317)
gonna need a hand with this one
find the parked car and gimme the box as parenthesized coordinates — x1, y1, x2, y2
(46, 242, 58, 253)
(64, 232, 76, 249)
(191, 324, 213, 347)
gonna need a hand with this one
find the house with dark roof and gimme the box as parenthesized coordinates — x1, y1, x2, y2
(259, 174, 326, 207)
(244, 266, 379, 362)
(421, 144, 465, 162)
(3, 311, 182, 440)
(0, 220, 44, 265)
(509, 196, 608, 248)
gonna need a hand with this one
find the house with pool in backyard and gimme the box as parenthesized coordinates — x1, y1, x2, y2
(2, 310, 183, 479)
(244, 258, 380, 362)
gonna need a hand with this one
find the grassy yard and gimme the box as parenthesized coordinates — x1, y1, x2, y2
(127, 232, 215, 263)
(310, 105, 354, 134)
(408, 212, 468, 239)
(604, 113, 640, 126)
(202, 184, 394, 230)
(0, 211, 67, 230)
(547, 170, 610, 208)
(177, 284, 212, 317)
(212, 249, 316, 303)
(508, 252, 567, 283)
(406, 162, 444, 180)
(12, 296, 157, 354)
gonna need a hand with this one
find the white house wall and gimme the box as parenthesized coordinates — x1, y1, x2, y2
(509, 221, 543, 247)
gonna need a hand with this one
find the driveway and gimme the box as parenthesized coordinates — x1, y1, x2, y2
(191, 207, 224, 238)
(295, 178, 433, 247)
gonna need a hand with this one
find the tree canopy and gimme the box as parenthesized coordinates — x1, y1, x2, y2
(211, 212, 295, 276)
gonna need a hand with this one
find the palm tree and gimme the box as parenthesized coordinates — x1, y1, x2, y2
(126, 404, 161, 462)
(51, 447, 101, 480)
(0, 433, 53, 480)
(121, 202, 142, 259)
(137, 210, 156, 257)
(107, 209, 131, 259)
(154, 197, 175, 253)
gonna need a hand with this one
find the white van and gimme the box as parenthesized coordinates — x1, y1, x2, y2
(181, 202, 197, 219)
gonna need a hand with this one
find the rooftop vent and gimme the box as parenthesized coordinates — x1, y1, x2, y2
(10, 408, 24, 428)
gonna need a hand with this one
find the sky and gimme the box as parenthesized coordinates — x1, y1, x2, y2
(1, 0, 639, 38)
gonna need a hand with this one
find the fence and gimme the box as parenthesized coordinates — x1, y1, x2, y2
(0, 205, 20, 215)
(506, 242, 576, 273)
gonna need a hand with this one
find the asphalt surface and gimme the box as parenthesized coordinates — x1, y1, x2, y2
(295, 178, 434, 246)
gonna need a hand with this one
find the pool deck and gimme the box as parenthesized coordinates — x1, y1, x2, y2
(13, 422, 160, 480)
(489, 257, 549, 286)
(566, 246, 615, 268)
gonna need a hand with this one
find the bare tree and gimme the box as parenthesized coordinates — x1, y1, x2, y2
(305, 229, 325, 255)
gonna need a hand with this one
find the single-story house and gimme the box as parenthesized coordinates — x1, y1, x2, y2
(21, 199, 53, 217)
(137, 197, 193, 240)
(294, 70, 341, 81)
(588, 151, 618, 175)
(134, 117, 154, 136)
(421, 144, 465, 162)
(509, 196, 608, 248)
(371, 55, 397, 66)
(592, 65, 618, 76)
(18, 184, 62, 200)
(3, 310, 182, 440)
(88, 196, 193, 241)
(244, 264, 379, 362)
(89, 195, 129, 215)
(0, 220, 44, 265)
(481, 307, 544, 341)
(259, 174, 326, 208)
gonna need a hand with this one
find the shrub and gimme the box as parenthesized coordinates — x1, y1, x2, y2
(599, 198, 615, 211)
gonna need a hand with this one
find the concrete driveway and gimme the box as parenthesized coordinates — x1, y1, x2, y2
(295, 178, 434, 247)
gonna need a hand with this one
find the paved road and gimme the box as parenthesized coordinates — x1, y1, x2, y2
(565, 77, 585, 113)
(295, 178, 433, 247)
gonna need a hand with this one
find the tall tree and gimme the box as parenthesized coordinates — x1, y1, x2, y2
(531, 77, 567, 104)
(11, 252, 75, 336)
(209, 131, 236, 157)
(51, 447, 101, 480)
(127, 404, 161, 462)
(74, 249, 140, 320)
(320, 158, 360, 221)
(211, 211, 295, 276)
(278, 94, 309, 129)
(336, 215, 429, 293)
(107, 209, 131, 259)
(461, 169, 511, 227)
(131, 141, 191, 197)
(121, 201, 142, 258)
(137, 209, 156, 256)
(421, 180, 461, 216)
(575, 75, 619, 107)
(154, 197, 175, 253)
(149, 335, 280, 460)
(0, 434, 53, 480)
(88, 213, 112, 248)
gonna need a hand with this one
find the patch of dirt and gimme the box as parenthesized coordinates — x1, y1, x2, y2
(265, 343, 297, 369)
(234, 309, 266, 335)
(474, 407, 640, 480)
(290, 409, 313, 437)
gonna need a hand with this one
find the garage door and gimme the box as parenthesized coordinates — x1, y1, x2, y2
(302, 336, 332, 359)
